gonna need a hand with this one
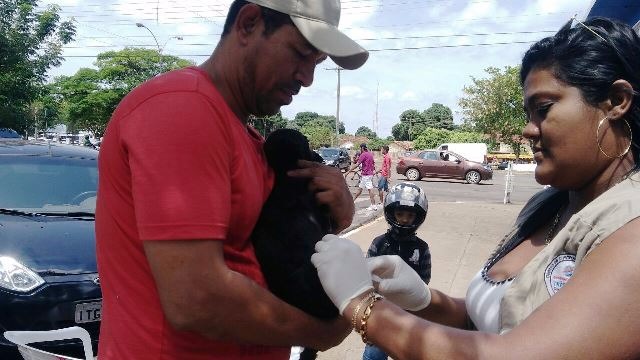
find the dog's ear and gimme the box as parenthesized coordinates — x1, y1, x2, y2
(264, 129, 312, 173)
(310, 151, 323, 163)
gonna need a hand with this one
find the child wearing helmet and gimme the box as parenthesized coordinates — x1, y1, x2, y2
(363, 182, 431, 360)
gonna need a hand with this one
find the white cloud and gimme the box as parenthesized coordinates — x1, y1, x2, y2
(341, 86, 367, 99)
(47, 0, 598, 137)
(399, 91, 419, 102)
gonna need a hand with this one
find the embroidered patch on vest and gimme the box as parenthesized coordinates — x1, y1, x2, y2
(544, 254, 576, 295)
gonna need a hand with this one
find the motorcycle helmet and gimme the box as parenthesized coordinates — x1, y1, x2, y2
(383, 183, 428, 237)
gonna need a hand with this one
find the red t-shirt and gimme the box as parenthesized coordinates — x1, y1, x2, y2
(96, 67, 288, 359)
(381, 153, 391, 177)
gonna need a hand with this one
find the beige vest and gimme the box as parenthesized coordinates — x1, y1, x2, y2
(497, 171, 640, 334)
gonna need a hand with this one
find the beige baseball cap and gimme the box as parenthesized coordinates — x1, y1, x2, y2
(245, 0, 369, 70)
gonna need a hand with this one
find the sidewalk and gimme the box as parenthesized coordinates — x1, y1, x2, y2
(317, 201, 524, 360)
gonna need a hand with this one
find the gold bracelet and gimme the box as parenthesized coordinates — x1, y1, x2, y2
(359, 294, 383, 344)
(351, 291, 375, 331)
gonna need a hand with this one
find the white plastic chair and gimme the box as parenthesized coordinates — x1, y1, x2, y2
(3, 326, 95, 360)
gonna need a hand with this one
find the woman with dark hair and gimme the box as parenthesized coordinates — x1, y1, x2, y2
(311, 17, 640, 359)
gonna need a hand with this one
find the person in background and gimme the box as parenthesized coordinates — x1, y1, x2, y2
(374, 145, 391, 204)
(312, 17, 640, 359)
(95, 0, 368, 359)
(345, 143, 377, 211)
(83, 135, 96, 149)
(363, 183, 431, 360)
(349, 150, 362, 181)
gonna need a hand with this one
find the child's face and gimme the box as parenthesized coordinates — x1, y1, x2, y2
(394, 208, 416, 226)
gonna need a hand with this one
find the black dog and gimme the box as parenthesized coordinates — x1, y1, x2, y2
(251, 129, 339, 359)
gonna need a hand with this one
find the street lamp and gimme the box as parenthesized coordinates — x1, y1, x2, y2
(135, 22, 160, 53)
(136, 23, 184, 73)
(162, 36, 183, 53)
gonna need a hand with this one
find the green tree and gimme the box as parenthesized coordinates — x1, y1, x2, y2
(447, 130, 486, 144)
(250, 112, 289, 137)
(413, 128, 487, 150)
(293, 111, 344, 134)
(301, 122, 335, 149)
(0, 0, 75, 134)
(367, 138, 390, 151)
(459, 66, 526, 155)
(391, 122, 409, 141)
(392, 109, 425, 141)
(355, 126, 377, 139)
(97, 48, 192, 92)
(422, 103, 455, 130)
(50, 48, 193, 137)
(28, 85, 62, 136)
(413, 128, 451, 149)
(294, 111, 319, 128)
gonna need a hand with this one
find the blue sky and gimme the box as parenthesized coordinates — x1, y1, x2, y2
(43, 0, 596, 138)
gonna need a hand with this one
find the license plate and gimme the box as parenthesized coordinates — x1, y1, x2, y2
(75, 301, 102, 324)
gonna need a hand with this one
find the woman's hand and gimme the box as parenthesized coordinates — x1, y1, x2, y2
(288, 160, 354, 233)
(311, 234, 373, 314)
(367, 255, 431, 311)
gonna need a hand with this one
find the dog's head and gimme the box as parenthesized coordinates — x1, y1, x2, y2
(264, 129, 323, 174)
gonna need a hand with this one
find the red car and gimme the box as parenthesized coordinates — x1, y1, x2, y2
(396, 150, 493, 184)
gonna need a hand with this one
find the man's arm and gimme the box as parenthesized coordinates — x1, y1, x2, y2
(144, 239, 350, 349)
(345, 160, 361, 175)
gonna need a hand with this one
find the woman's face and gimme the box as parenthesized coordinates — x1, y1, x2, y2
(522, 68, 607, 189)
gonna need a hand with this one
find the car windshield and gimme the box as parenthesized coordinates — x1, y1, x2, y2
(0, 155, 98, 214)
(318, 148, 339, 159)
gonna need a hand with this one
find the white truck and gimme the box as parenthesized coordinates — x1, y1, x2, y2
(437, 143, 488, 164)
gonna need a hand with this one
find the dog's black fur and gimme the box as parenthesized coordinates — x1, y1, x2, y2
(251, 129, 339, 359)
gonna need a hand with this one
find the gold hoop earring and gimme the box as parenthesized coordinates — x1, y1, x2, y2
(596, 117, 633, 159)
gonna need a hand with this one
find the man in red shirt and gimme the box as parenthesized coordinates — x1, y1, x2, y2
(95, 1, 368, 359)
(376, 145, 392, 204)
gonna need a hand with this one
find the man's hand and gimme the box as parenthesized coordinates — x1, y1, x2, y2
(288, 160, 354, 233)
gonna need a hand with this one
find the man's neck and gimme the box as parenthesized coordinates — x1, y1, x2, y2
(199, 53, 250, 125)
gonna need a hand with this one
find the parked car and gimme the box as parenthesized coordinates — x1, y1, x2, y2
(497, 160, 510, 170)
(396, 150, 493, 184)
(0, 128, 21, 139)
(0, 139, 100, 359)
(316, 147, 351, 172)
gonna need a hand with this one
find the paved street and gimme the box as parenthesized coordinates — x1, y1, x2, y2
(312, 169, 540, 360)
(316, 201, 525, 360)
(344, 169, 542, 234)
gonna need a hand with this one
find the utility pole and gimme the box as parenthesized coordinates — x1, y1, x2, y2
(34, 110, 38, 140)
(374, 81, 379, 134)
(326, 67, 343, 147)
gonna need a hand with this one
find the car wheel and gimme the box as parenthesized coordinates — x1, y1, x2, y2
(465, 170, 481, 184)
(405, 168, 421, 181)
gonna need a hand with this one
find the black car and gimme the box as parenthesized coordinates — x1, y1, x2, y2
(0, 128, 21, 139)
(497, 160, 510, 170)
(316, 147, 351, 172)
(0, 139, 100, 359)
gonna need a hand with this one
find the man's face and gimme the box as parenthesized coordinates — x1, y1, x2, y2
(394, 208, 416, 226)
(244, 23, 327, 116)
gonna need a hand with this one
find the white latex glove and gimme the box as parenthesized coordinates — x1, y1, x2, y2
(367, 255, 431, 311)
(311, 234, 373, 315)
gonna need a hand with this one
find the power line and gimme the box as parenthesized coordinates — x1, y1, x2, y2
(66, 29, 556, 49)
(59, 38, 539, 58)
